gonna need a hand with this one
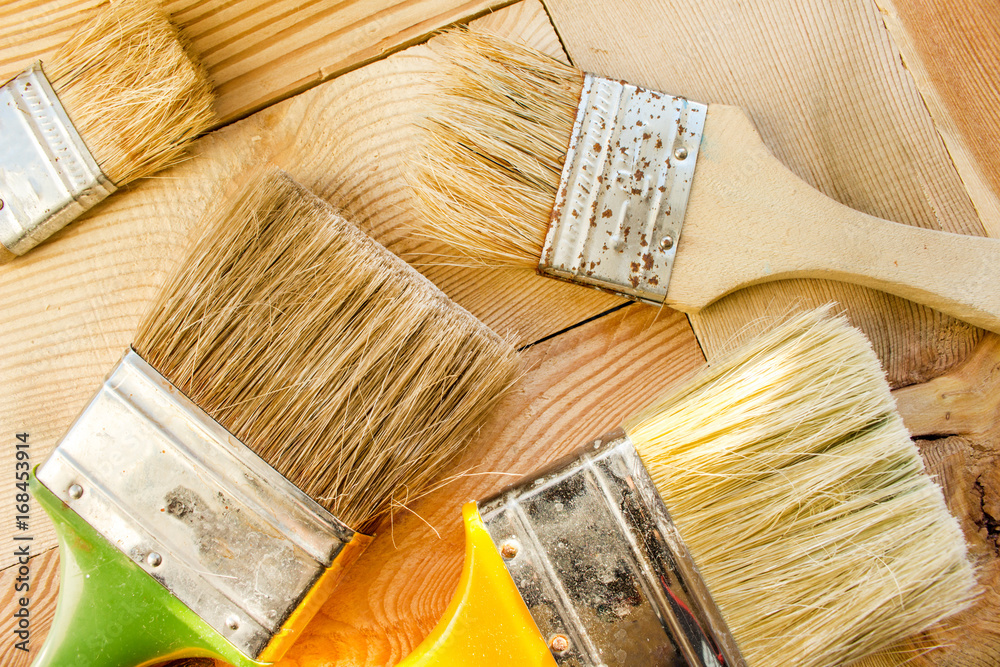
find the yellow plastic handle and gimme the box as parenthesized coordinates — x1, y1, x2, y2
(397, 503, 557, 666)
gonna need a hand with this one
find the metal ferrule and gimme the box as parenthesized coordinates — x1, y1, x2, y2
(478, 430, 745, 667)
(541, 74, 707, 304)
(0, 62, 116, 255)
(36, 349, 369, 661)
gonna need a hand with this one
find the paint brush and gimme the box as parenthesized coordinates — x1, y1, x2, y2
(29, 168, 518, 667)
(0, 0, 214, 261)
(410, 29, 1000, 334)
(394, 308, 976, 667)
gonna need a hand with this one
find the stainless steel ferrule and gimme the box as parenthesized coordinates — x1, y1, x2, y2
(0, 63, 115, 255)
(541, 74, 707, 304)
(36, 349, 368, 661)
(478, 430, 745, 667)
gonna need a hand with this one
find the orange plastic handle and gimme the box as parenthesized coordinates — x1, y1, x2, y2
(397, 503, 558, 666)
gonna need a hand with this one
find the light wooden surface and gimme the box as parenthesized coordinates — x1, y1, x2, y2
(1, 0, 998, 665)
(543, 0, 988, 382)
(874, 0, 1000, 239)
(0, 0, 623, 567)
(0, 0, 515, 125)
(546, 0, 999, 663)
(0, 3, 646, 665)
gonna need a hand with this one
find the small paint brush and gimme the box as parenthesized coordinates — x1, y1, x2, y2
(0, 0, 214, 261)
(410, 29, 1000, 334)
(29, 168, 518, 667)
(394, 308, 976, 667)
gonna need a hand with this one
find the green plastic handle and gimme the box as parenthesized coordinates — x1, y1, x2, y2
(30, 471, 268, 667)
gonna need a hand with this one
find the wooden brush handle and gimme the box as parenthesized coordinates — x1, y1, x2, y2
(669, 104, 1000, 333)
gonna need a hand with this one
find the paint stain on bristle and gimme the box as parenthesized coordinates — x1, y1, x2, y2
(46, 0, 215, 185)
(409, 28, 584, 267)
(133, 169, 519, 533)
(624, 308, 978, 667)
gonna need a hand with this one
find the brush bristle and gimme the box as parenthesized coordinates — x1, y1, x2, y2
(624, 308, 977, 667)
(46, 0, 214, 185)
(133, 169, 518, 533)
(409, 28, 582, 266)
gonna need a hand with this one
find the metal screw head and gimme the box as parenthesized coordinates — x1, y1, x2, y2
(146, 552, 162, 567)
(549, 634, 570, 653)
(0, 198, 4, 210)
(67, 484, 84, 499)
(226, 614, 240, 630)
(500, 542, 519, 559)
(673, 146, 689, 160)
(659, 235, 675, 251)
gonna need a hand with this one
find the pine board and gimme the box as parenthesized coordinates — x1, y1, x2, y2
(1, 300, 701, 667)
(0, 0, 515, 125)
(544, 0, 999, 663)
(874, 0, 1000, 239)
(0, 0, 623, 569)
(543, 0, 988, 383)
(1, 0, 997, 665)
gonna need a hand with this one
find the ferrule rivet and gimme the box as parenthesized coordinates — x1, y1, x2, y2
(146, 552, 162, 567)
(67, 484, 84, 499)
(226, 615, 240, 631)
(659, 235, 675, 251)
(0, 198, 4, 210)
(549, 634, 570, 653)
(500, 542, 518, 559)
(674, 146, 689, 160)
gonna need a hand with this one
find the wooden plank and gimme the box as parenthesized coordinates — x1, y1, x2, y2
(0, 0, 630, 629)
(543, 0, 985, 383)
(0, 547, 59, 666)
(1, 302, 703, 666)
(874, 0, 1000, 239)
(545, 0, 999, 662)
(0, 0, 516, 125)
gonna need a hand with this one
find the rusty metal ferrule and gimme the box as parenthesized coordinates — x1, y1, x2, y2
(540, 74, 707, 304)
(36, 349, 369, 662)
(478, 430, 746, 667)
(0, 63, 116, 256)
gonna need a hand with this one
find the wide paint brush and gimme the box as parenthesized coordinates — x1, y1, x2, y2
(410, 29, 1000, 334)
(0, 0, 214, 261)
(394, 308, 976, 667)
(29, 168, 518, 666)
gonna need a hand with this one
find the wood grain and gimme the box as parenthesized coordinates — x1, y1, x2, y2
(544, 0, 986, 382)
(895, 333, 1000, 439)
(0, 546, 59, 666)
(0, 0, 624, 569)
(546, 0, 999, 663)
(274, 303, 702, 666)
(0, 0, 516, 125)
(874, 0, 1000, 239)
(1, 303, 702, 667)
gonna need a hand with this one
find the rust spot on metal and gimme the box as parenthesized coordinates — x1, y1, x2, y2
(648, 275, 659, 286)
(501, 543, 518, 559)
(549, 635, 570, 653)
(642, 253, 654, 270)
(642, 132, 651, 141)
(602, 208, 613, 219)
(630, 261, 640, 273)
(593, 142, 601, 152)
